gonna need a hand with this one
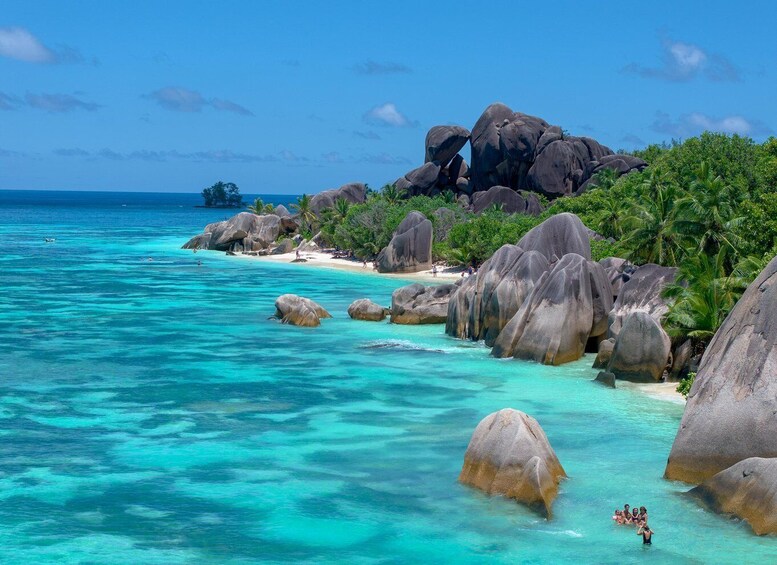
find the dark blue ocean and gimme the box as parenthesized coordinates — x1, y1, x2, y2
(0, 190, 774, 563)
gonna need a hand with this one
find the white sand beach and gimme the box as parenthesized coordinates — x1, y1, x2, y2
(233, 250, 465, 284)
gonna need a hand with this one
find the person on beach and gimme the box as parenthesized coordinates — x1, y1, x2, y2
(432, 265, 438, 277)
(613, 510, 625, 525)
(622, 504, 631, 523)
(632, 508, 640, 523)
(295, 249, 300, 259)
(639, 506, 648, 522)
(637, 524, 653, 545)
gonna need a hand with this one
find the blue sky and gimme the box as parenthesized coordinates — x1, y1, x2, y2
(1, 0, 775, 193)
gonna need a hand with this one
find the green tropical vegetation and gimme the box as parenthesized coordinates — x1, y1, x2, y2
(246, 197, 275, 215)
(677, 372, 696, 398)
(201, 181, 243, 207)
(296, 133, 776, 346)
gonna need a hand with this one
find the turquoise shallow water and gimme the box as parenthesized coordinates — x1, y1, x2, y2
(1, 191, 776, 564)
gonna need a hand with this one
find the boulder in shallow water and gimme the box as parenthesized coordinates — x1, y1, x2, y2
(347, 299, 388, 322)
(459, 408, 566, 517)
(376, 211, 433, 273)
(391, 283, 457, 324)
(689, 457, 777, 535)
(491, 253, 601, 365)
(594, 371, 616, 388)
(607, 311, 670, 382)
(665, 254, 777, 483)
(274, 294, 331, 327)
(593, 338, 615, 369)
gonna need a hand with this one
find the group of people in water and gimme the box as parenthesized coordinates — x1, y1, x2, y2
(613, 504, 654, 545)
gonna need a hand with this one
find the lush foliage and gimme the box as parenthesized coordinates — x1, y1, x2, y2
(201, 181, 242, 207)
(677, 372, 696, 399)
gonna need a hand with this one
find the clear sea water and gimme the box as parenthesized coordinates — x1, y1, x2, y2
(0, 190, 774, 564)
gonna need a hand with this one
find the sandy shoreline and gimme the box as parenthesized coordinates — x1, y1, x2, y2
(232, 249, 465, 284)
(226, 249, 685, 403)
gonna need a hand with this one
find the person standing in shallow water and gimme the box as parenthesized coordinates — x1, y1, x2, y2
(637, 524, 654, 545)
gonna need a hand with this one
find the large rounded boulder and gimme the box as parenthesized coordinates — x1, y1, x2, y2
(424, 125, 470, 166)
(516, 212, 591, 261)
(491, 253, 607, 365)
(607, 311, 671, 382)
(390, 283, 457, 324)
(274, 294, 332, 327)
(471, 186, 542, 216)
(347, 299, 387, 322)
(459, 408, 566, 517)
(395, 162, 441, 197)
(310, 182, 367, 215)
(688, 457, 777, 535)
(665, 255, 777, 484)
(183, 212, 281, 252)
(376, 211, 433, 273)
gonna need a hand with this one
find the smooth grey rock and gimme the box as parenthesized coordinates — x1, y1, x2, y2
(608, 264, 676, 338)
(390, 283, 457, 324)
(599, 257, 631, 299)
(670, 339, 694, 380)
(297, 239, 319, 253)
(425, 125, 470, 166)
(688, 457, 777, 535)
(607, 311, 671, 382)
(492, 253, 600, 365)
(445, 245, 549, 345)
(593, 338, 615, 369)
(472, 186, 529, 215)
(310, 182, 366, 215)
(395, 162, 441, 197)
(274, 294, 331, 327)
(347, 299, 388, 321)
(274, 204, 291, 217)
(376, 211, 433, 273)
(594, 371, 616, 388)
(183, 212, 280, 251)
(665, 254, 777, 484)
(459, 408, 566, 517)
(271, 239, 294, 255)
(517, 213, 591, 261)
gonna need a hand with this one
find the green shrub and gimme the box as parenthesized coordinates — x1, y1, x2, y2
(676, 372, 696, 398)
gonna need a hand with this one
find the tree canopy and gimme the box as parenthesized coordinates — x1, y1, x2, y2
(201, 181, 243, 207)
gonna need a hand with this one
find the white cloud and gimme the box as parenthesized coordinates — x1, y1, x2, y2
(0, 27, 53, 62)
(363, 102, 415, 127)
(652, 111, 772, 137)
(623, 37, 740, 82)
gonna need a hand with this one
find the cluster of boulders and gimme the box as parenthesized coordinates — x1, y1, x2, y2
(274, 294, 331, 327)
(440, 212, 690, 380)
(183, 182, 367, 253)
(394, 103, 647, 207)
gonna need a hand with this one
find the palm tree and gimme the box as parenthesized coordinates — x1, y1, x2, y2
(332, 196, 351, 223)
(380, 183, 404, 204)
(620, 181, 682, 265)
(663, 249, 745, 341)
(291, 193, 317, 233)
(246, 197, 266, 215)
(674, 161, 744, 257)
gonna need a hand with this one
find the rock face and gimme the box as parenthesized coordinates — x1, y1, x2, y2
(665, 255, 777, 484)
(310, 182, 367, 215)
(517, 213, 591, 261)
(607, 311, 671, 382)
(594, 371, 616, 388)
(599, 257, 631, 299)
(425, 125, 470, 166)
(347, 299, 387, 322)
(376, 211, 433, 273)
(182, 212, 281, 252)
(608, 263, 676, 338)
(274, 294, 332, 327)
(459, 409, 566, 517)
(445, 245, 548, 345)
(271, 239, 294, 255)
(688, 458, 777, 535)
(390, 283, 457, 324)
(472, 186, 543, 216)
(491, 253, 610, 365)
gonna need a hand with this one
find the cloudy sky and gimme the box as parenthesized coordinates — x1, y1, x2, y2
(1, 1, 775, 193)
